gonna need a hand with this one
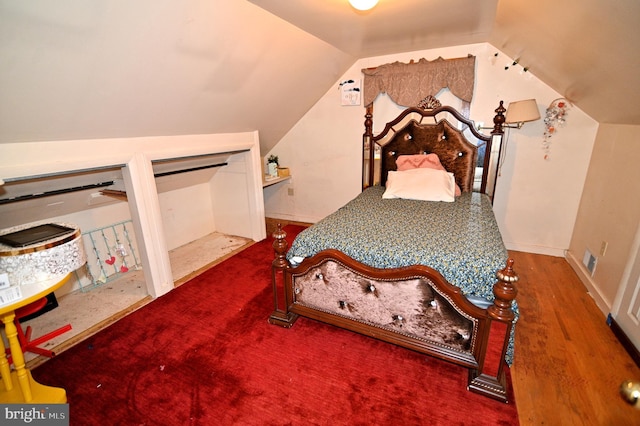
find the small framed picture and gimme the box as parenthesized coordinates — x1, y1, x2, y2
(340, 79, 361, 106)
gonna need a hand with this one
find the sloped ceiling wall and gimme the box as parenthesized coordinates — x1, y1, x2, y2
(1, 0, 638, 157)
(0, 1, 354, 152)
(491, 0, 640, 125)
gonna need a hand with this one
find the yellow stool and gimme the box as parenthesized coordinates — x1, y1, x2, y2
(0, 274, 70, 403)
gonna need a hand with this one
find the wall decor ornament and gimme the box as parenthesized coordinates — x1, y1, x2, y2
(491, 53, 531, 74)
(542, 98, 571, 160)
(340, 79, 361, 105)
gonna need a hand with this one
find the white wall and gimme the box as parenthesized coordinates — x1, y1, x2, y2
(264, 42, 598, 256)
(0, 1, 354, 153)
(567, 124, 640, 315)
(159, 182, 216, 250)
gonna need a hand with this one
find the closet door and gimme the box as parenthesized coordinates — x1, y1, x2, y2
(612, 223, 640, 350)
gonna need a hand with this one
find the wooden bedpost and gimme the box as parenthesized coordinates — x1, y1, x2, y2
(364, 104, 374, 189)
(271, 223, 288, 270)
(364, 104, 373, 138)
(468, 258, 518, 402)
(268, 224, 298, 327)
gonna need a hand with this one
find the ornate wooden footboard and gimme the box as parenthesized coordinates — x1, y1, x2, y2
(268, 225, 518, 402)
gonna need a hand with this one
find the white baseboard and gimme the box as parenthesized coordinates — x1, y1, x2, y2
(504, 242, 566, 257)
(565, 251, 612, 317)
(265, 212, 320, 225)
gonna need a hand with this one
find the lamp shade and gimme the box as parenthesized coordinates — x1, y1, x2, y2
(349, 0, 379, 11)
(505, 99, 540, 124)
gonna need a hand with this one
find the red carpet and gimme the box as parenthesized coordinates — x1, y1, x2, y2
(33, 225, 519, 425)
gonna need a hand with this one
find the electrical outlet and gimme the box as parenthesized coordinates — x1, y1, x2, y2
(600, 241, 608, 257)
(287, 188, 294, 196)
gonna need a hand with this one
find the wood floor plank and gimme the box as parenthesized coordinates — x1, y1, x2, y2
(509, 251, 640, 425)
(266, 220, 640, 423)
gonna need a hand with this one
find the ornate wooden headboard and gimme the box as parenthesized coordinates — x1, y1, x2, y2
(362, 100, 506, 201)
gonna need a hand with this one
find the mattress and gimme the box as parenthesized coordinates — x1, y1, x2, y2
(288, 186, 508, 303)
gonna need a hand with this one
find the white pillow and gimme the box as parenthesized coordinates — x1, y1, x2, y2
(382, 168, 456, 202)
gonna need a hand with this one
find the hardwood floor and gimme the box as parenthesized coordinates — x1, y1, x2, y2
(508, 251, 640, 425)
(266, 219, 640, 424)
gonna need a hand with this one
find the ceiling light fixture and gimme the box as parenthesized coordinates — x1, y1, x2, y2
(349, 0, 379, 11)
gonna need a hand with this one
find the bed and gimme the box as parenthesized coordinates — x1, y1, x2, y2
(268, 99, 518, 402)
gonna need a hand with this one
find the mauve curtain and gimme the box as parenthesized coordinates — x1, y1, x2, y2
(362, 55, 476, 109)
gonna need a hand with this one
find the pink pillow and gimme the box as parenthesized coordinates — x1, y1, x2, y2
(396, 154, 462, 196)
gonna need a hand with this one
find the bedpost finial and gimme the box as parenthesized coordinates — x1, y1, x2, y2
(273, 223, 285, 238)
(488, 258, 518, 322)
(364, 105, 373, 138)
(499, 258, 516, 279)
(492, 101, 506, 134)
(272, 223, 289, 268)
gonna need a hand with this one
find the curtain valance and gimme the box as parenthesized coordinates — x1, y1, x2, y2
(362, 55, 476, 107)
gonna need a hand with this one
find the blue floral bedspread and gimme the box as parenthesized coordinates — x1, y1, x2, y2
(288, 186, 508, 302)
(287, 186, 518, 364)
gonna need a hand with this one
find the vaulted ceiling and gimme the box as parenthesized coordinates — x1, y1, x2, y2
(250, 0, 640, 125)
(1, 1, 638, 156)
